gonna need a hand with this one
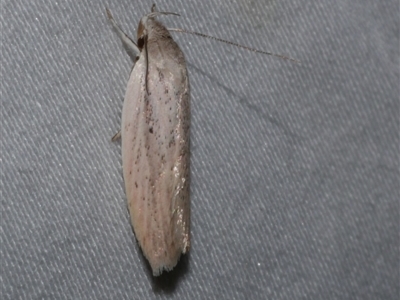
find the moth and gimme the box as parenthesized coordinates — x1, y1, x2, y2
(107, 5, 190, 276)
(106, 5, 297, 276)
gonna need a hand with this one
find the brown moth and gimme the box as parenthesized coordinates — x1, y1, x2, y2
(107, 4, 297, 276)
(107, 5, 190, 276)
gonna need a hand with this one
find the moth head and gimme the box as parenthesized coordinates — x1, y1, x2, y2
(137, 10, 180, 51)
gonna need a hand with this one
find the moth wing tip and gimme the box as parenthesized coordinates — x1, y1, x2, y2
(151, 262, 176, 277)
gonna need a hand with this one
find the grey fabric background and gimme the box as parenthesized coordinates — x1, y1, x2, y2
(1, 0, 398, 299)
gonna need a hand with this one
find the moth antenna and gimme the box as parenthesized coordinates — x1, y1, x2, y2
(149, 4, 180, 17)
(168, 28, 299, 63)
(148, 11, 180, 18)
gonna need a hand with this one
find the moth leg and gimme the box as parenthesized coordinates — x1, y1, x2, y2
(111, 130, 121, 142)
(106, 8, 140, 63)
